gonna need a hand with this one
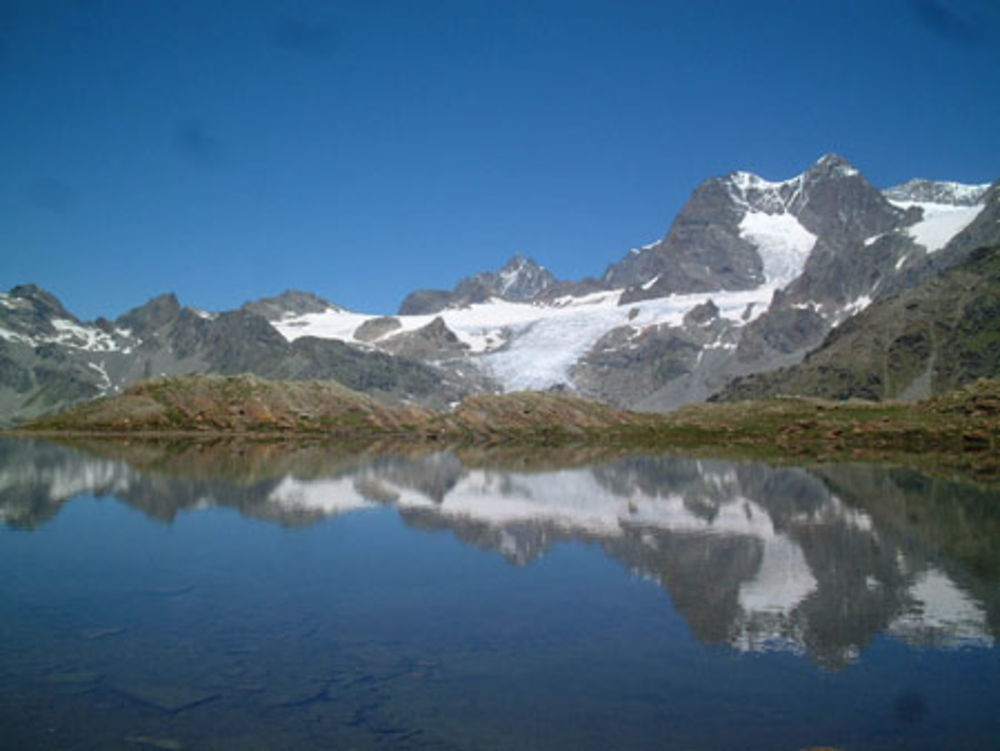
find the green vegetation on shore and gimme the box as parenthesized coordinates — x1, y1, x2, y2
(12, 373, 1000, 475)
(657, 378, 999, 474)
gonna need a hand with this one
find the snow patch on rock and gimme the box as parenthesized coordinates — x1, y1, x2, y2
(889, 201, 985, 253)
(739, 211, 817, 286)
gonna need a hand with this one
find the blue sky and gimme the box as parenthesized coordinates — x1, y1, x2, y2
(2, 0, 999, 319)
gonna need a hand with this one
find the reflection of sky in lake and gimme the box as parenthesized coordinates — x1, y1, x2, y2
(1, 437, 999, 750)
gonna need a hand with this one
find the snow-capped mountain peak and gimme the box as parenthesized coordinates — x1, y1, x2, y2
(810, 152, 860, 178)
(884, 179, 992, 207)
(721, 169, 817, 287)
(724, 170, 802, 215)
(495, 254, 554, 299)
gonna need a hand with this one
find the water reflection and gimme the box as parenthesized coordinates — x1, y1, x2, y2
(3, 436, 998, 668)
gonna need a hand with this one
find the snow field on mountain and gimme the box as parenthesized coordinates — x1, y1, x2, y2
(739, 211, 817, 286)
(274, 285, 775, 391)
(0, 316, 127, 352)
(888, 200, 986, 253)
(479, 287, 770, 390)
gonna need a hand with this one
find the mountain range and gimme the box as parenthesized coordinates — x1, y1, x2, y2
(2, 154, 998, 425)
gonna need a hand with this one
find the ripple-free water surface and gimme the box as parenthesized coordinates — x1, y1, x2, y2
(1, 437, 998, 750)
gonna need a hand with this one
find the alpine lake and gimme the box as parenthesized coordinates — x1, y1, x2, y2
(1, 436, 998, 751)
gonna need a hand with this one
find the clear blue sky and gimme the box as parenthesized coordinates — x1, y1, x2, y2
(3, 0, 999, 319)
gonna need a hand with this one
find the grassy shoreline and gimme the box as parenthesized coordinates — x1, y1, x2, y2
(7, 374, 999, 477)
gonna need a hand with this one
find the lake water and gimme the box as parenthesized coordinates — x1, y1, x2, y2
(1, 436, 999, 750)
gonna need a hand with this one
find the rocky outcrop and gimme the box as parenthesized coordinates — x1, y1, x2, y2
(379, 317, 469, 361)
(354, 316, 402, 342)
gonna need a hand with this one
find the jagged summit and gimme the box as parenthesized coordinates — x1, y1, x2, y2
(721, 154, 860, 204)
(494, 254, 555, 300)
(398, 254, 557, 315)
(810, 152, 860, 176)
(4, 284, 77, 323)
(116, 292, 183, 335)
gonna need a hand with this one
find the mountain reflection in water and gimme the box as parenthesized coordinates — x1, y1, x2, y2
(3, 436, 997, 669)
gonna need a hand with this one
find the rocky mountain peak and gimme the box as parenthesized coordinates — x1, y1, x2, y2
(242, 289, 338, 321)
(494, 254, 556, 301)
(808, 153, 860, 179)
(607, 169, 778, 296)
(0, 284, 79, 342)
(399, 255, 557, 315)
(791, 154, 905, 243)
(6, 284, 76, 322)
(115, 293, 182, 336)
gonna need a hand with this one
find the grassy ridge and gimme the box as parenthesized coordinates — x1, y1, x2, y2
(655, 379, 999, 473)
(15, 373, 1000, 474)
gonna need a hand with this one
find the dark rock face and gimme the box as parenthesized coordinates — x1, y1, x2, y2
(535, 277, 607, 303)
(734, 305, 829, 364)
(268, 337, 453, 399)
(398, 255, 557, 314)
(201, 311, 291, 373)
(572, 325, 702, 407)
(789, 154, 906, 245)
(683, 299, 720, 326)
(116, 293, 182, 337)
(610, 176, 764, 299)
